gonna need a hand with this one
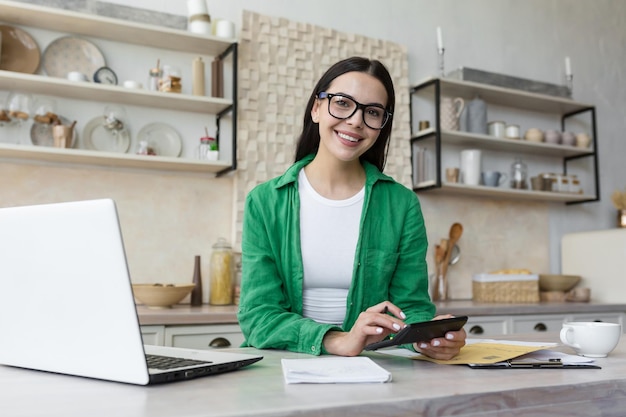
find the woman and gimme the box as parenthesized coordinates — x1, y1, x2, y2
(238, 57, 466, 358)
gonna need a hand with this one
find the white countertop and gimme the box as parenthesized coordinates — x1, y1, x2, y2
(2, 332, 626, 416)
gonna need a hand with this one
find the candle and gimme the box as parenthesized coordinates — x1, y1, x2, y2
(437, 27, 443, 50)
(565, 56, 572, 76)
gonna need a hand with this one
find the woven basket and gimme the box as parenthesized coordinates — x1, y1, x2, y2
(472, 274, 539, 303)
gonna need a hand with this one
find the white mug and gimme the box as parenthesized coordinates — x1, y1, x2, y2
(460, 149, 482, 186)
(560, 322, 622, 358)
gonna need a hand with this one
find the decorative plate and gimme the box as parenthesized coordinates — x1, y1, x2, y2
(136, 123, 183, 157)
(82, 116, 130, 153)
(42, 36, 105, 79)
(0, 25, 40, 74)
(31, 115, 78, 148)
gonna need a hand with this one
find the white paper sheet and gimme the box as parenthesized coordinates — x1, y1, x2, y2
(281, 356, 392, 384)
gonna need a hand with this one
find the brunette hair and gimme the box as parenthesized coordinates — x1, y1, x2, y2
(293, 56, 395, 171)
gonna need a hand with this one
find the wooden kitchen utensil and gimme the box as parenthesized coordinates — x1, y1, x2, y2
(432, 243, 446, 301)
(439, 223, 463, 299)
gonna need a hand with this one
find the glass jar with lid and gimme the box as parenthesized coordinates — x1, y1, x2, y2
(510, 157, 528, 189)
(209, 237, 234, 305)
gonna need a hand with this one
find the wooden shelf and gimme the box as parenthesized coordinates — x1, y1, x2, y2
(415, 181, 595, 203)
(0, 71, 233, 114)
(410, 77, 599, 204)
(0, 0, 235, 55)
(0, 0, 238, 176)
(413, 77, 593, 114)
(412, 128, 595, 158)
(0, 143, 230, 174)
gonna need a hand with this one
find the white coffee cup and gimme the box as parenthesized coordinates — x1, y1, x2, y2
(560, 322, 622, 358)
(460, 149, 482, 186)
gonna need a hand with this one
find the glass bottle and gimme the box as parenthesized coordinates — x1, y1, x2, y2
(510, 157, 528, 189)
(148, 66, 163, 92)
(136, 140, 149, 155)
(570, 175, 581, 194)
(209, 237, 234, 305)
(197, 137, 211, 160)
(190, 255, 203, 306)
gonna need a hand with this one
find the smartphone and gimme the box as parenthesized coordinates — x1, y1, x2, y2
(364, 315, 468, 351)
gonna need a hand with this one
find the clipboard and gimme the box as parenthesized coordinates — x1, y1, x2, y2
(468, 359, 601, 369)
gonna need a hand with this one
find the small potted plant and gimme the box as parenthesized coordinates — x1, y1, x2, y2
(206, 137, 219, 161)
(198, 127, 219, 161)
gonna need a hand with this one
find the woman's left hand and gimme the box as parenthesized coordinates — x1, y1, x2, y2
(413, 314, 467, 360)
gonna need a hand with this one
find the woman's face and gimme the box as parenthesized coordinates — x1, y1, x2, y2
(311, 71, 388, 165)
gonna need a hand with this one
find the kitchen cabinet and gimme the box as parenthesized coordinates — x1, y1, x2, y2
(140, 325, 165, 346)
(0, 0, 237, 175)
(141, 324, 244, 350)
(465, 316, 508, 336)
(466, 311, 625, 336)
(409, 77, 599, 204)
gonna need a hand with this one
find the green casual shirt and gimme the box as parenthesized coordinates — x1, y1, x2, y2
(237, 154, 435, 355)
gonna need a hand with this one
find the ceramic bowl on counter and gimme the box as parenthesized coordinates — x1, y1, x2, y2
(538, 274, 581, 292)
(132, 283, 195, 309)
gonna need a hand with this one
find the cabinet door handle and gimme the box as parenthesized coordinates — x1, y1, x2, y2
(534, 323, 547, 332)
(469, 325, 484, 335)
(209, 337, 231, 348)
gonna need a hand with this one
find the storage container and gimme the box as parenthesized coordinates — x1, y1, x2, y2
(472, 273, 540, 303)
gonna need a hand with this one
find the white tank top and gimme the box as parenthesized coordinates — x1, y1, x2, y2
(298, 169, 364, 324)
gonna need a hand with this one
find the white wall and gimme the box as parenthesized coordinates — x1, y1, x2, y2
(110, 0, 626, 272)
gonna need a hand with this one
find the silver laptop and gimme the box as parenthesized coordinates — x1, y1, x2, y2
(0, 198, 262, 385)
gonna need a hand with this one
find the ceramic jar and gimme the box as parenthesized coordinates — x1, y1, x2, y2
(505, 124, 520, 140)
(544, 129, 561, 144)
(562, 131, 577, 146)
(488, 121, 506, 138)
(524, 128, 544, 143)
(576, 132, 592, 148)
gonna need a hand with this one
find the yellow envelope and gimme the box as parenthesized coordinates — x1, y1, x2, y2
(415, 342, 554, 365)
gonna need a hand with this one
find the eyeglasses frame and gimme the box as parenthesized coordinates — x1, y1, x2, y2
(317, 92, 392, 130)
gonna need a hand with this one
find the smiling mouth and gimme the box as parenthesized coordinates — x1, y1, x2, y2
(337, 131, 361, 143)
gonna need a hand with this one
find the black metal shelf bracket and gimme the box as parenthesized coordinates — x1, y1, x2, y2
(562, 106, 600, 205)
(216, 42, 238, 178)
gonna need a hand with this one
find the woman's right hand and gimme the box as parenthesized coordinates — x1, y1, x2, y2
(322, 302, 407, 356)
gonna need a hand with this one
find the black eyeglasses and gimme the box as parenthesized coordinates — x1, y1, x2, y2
(317, 92, 392, 130)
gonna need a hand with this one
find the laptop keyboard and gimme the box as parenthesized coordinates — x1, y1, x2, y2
(146, 354, 212, 370)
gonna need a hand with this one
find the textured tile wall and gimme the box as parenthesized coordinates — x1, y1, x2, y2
(235, 10, 412, 246)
